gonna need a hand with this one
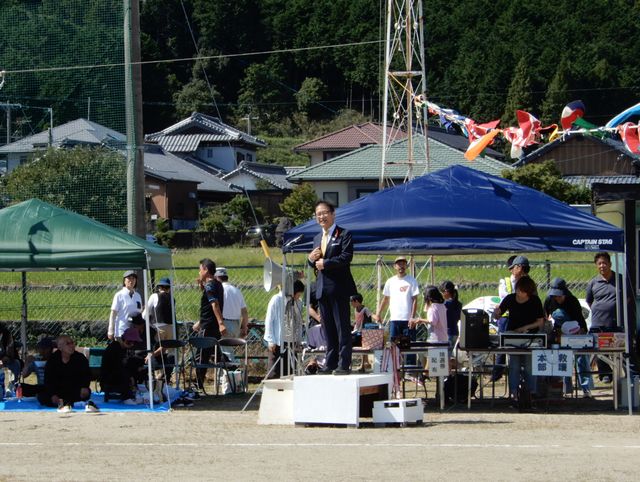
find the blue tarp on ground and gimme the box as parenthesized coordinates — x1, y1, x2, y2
(0, 391, 177, 412)
(283, 165, 624, 254)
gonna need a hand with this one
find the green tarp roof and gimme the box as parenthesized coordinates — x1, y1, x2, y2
(0, 199, 172, 270)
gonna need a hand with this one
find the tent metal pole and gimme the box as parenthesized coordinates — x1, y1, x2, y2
(618, 251, 633, 415)
(376, 256, 383, 322)
(20, 272, 28, 359)
(169, 268, 180, 390)
(143, 269, 154, 409)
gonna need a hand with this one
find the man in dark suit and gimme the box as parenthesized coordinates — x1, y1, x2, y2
(308, 200, 357, 375)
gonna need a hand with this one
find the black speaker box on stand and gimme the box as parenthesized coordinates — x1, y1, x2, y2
(460, 308, 490, 349)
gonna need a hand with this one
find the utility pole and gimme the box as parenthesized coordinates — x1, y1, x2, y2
(3, 102, 21, 146)
(124, 0, 145, 238)
(379, 0, 429, 190)
(242, 112, 259, 136)
(48, 108, 53, 147)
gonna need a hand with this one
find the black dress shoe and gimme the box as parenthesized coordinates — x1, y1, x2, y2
(317, 368, 334, 375)
(333, 368, 351, 375)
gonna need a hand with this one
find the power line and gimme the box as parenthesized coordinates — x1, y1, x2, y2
(2, 39, 383, 76)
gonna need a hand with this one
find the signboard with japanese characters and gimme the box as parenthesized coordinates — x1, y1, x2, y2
(427, 348, 449, 377)
(532, 349, 574, 377)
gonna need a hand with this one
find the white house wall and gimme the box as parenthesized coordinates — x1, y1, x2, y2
(194, 146, 257, 172)
(312, 181, 349, 207)
(226, 172, 258, 190)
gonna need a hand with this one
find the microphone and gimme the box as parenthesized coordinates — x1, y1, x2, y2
(283, 234, 304, 248)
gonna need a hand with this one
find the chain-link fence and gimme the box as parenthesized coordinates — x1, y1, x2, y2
(0, 1, 127, 228)
(0, 257, 598, 356)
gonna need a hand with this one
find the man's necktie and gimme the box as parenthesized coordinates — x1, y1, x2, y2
(321, 230, 329, 256)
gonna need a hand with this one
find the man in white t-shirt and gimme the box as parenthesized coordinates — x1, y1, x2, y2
(375, 256, 420, 341)
(215, 267, 249, 339)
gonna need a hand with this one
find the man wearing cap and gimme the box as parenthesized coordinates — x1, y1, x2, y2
(375, 256, 420, 346)
(544, 277, 593, 397)
(215, 267, 249, 339)
(307, 200, 357, 375)
(108, 271, 143, 341)
(143, 278, 174, 340)
(39, 335, 98, 412)
(491, 255, 532, 382)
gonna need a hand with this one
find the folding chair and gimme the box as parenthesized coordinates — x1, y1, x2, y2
(218, 338, 249, 393)
(156, 339, 187, 390)
(88, 347, 106, 392)
(187, 336, 227, 395)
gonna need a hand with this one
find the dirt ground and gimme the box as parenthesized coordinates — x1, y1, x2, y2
(1, 383, 639, 482)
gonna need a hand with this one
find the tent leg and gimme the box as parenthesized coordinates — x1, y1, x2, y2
(143, 269, 154, 409)
(20, 272, 28, 360)
(617, 253, 633, 415)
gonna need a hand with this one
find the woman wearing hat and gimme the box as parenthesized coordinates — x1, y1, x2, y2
(544, 277, 593, 398)
(143, 278, 174, 340)
(108, 271, 143, 341)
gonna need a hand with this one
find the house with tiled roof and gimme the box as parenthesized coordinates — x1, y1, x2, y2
(145, 112, 267, 173)
(293, 122, 505, 167)
(515, 132, 640, 188)
(143, 144, 238, 229)
(222, 161, 294, 217)
(293, 122, 407, 165)
(288, 135, 511, 206)
(0, 118, 126, 173)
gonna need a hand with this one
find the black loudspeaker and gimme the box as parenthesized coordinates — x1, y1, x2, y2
(460, 309, 490, 349)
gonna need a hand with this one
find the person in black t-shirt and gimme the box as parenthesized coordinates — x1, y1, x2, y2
(193, 258, 225, 389)
(493, 276, 544, 400)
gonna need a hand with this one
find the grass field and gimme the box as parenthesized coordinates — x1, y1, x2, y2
(0, 247, 599, 326)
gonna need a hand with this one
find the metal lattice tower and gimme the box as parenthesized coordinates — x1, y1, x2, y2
(380, 0, 429, 190)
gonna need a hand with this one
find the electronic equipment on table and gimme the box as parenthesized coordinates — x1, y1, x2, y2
(499, 332, 547, 348)
(560, 334, 596, 349)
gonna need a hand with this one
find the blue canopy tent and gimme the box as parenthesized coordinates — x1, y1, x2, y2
(283, 165, 633, 413)
(282, 165, 624, 254)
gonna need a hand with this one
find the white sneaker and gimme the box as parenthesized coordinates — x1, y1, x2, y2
(57, 404, 73, 413)
(123, 398, 138, 405)
(85, 401, 100, 413)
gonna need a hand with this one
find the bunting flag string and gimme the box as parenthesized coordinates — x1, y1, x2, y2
(420, 96, 636, 161)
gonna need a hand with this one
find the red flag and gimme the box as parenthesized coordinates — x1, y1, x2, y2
(464, 119, 500, 143)
(618, 122, 640, 153)
(503, 110, 541, 148)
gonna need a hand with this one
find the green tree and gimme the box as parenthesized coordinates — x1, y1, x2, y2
(236, 59, 290, 121)
(3, 146, 127, 228)
(280, 183, 317, 225)
(502, 160, 591, 204)
(541, 58, 570, 125)
(199, 195, 264, 245)
(295, 77, 328, 116)
(502, 56, 534, 127)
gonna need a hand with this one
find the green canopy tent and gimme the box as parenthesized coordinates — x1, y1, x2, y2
(0, 199, 174, 407)
(0, 199, 171, 271)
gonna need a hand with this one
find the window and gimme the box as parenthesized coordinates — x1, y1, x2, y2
(236, 152, 245, 163)
(356, 188, 377, 199)
(323, 151, 348, 161)
(246, 153, 253, 162)
(323, 192, 339, 206)
(207, 148, 213, 158)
